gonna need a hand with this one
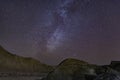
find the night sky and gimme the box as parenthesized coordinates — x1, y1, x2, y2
(0, 0, 120, 65)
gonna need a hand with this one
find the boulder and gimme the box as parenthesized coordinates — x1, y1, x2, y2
(95, 68, 120, 80)
(44, 58, 96, 80)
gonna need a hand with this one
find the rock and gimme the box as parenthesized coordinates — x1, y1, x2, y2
(110, 61, 120, 72)
(95, 65, 110, 75)
(44, 58, 96, 80)
(95, 73, 120, 80)
(94, 69, 120, 80)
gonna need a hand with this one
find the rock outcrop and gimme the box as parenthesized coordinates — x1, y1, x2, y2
(110, 61, 120, 72)
(95, 69, 120, 80)
(44, 58, 96, 80)
(43, 58, 120, 80)
(0, 45, 53, 73)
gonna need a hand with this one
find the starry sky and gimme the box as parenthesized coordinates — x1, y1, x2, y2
(0, 0, 120, 65)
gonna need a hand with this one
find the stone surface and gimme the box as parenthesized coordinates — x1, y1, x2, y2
(0, 45, 53, 73)
(44, 58, 96, 80)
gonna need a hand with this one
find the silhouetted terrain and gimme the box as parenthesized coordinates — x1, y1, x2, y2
(43, 59, 120, 80)
(1, 45, 120, 80)
(0, 45, 53, 73)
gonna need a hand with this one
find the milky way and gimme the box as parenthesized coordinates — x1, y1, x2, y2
(47, 28, 65, 52)
(46, 0, 74, 53)
(0, 0, 120, 65)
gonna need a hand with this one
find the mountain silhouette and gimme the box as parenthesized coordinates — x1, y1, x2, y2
(0, 45, 53, 73)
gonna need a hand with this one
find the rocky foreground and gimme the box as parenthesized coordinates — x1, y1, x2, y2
(42, 58, 120, 80)
(1, 45, 120, 80)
